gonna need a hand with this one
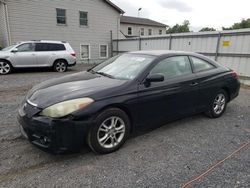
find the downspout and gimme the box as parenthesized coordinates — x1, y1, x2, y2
(2, 1, 11, 45)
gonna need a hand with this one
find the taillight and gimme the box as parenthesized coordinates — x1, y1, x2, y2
(231, 70, 238, 78)
(70, 52, 76, 57)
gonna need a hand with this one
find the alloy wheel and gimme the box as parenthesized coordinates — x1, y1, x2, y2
(0, 61, 11, 75)
(213, 93, 226, 115)
(55, 62, 66, 72)
(97, 116, 125, 149)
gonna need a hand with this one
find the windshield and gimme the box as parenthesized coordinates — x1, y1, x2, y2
(91, 53, 155, 80)
(1, 44, 16, 51)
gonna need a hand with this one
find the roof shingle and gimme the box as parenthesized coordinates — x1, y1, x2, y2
(120, 16, 167, 27)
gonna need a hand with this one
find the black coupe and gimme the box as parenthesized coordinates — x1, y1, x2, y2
(18, 51, 240, 154)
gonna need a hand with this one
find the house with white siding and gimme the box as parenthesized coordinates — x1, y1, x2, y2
(0, 0, 124, 63)
(120, 16, 167, 38)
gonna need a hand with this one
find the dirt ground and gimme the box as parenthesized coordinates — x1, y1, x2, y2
(0, 65, 250, 187)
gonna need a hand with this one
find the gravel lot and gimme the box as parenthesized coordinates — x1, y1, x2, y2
(0, 65, 249, 188)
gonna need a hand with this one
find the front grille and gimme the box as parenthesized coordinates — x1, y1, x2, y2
(23, 102, 41, 118)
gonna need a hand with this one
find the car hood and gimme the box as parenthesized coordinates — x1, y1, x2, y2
(0, 51, 10, 57)
(27, 71, 127, 108)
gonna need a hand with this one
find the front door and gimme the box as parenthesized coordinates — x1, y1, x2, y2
(137, 56, 198, 128)
(10, 43, 36, 67)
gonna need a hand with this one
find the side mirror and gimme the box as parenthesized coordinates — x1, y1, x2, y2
(11, 48, 18, 53)
(146, 74, 164, 83)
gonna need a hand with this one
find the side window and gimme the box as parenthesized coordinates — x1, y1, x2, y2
(35, 43, 49, 51)
(140, 28, 144, 36)
(190, 56, 215, 72)
(56, 8, 66, 25)
(48, 44, 66, 51)
(79, 11, 88, 26)
(80, 44, 90, 59)
(150, 56, 192, 79)
(99, 44, 108, 58)
(128, 27, 132, 35)
(16, 43, 34, 52)
(148, 29, 152, 35)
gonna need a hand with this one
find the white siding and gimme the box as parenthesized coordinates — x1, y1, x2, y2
(0, 2, 9, 48)
(4, 0, 121, 63)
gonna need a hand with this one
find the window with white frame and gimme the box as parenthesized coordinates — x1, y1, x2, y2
(56, 8, 66, 25)
(80, 44, 90, 59)
(79, 11, 88, 26)
(159, 29, 162, 35)
(140, 28, 144, 36)
(128, 27, 132, 35)
(100, 44, 108, 58)
(148, 29, 152, 35)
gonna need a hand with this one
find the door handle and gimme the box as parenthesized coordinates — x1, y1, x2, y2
(190, 82, 198, 86)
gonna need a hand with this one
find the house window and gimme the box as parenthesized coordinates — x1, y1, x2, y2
(80, 44, 90, 59)
(159, 30, 162, 35)
(79, 11, 88, 26)
(128, 27, 132, 35)
(56, 8, 66, 25)
(100, 44, 108, 58)
(148, 29, 152, 35)
(140, 28, 144, 36)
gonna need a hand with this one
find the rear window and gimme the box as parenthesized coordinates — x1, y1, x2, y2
(35, 43, 66, 51)
(190, 56, 215, 72)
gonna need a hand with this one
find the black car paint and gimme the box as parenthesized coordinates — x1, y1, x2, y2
(18, 51, 240, 153)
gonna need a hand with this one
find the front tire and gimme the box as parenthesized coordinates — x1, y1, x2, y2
(0, 60, 12, 75)
(88, 108, 130, 154)
(205, 89, 228, 118)
(53, 60, 68, 72)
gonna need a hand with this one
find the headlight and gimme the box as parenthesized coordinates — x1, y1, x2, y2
(39, 98, 94, 118)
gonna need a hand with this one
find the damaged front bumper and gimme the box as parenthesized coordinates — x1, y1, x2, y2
(17, 107, 92, 153)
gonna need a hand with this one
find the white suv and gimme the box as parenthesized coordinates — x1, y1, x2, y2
(0, 40, 76, 75)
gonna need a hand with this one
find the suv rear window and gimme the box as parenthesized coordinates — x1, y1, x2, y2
(35, 43, 66, 51)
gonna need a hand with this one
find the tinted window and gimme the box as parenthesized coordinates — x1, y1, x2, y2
(17, 43, 35, 52)
(150, 56, 192, 79)
(35, 43, 65, 51)
(190, 56, 215, 72)
(49, 43, 65, 51)
(35, 43, 49, 51)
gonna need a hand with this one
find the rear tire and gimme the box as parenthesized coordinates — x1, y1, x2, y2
(0, 60, 12, 75)
(87, 108, 130, 154)
(53, 60, 68, 72)
(205, 89, 228, 118)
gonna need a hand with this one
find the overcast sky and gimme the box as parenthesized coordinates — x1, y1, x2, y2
(111, 0, 250, 31)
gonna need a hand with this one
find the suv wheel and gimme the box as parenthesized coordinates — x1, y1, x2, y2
(54, 60, 67, 72)
(0, 60, 12, 75)
(87, 108, 130, 154)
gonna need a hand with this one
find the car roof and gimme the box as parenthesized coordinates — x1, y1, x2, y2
(128, 50, 200, 57)
(17, 40, 67, 44)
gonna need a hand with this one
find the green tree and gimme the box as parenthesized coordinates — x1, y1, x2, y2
(166, 20, 190, 34)
(199, 27, 216, 32)
(223, 18, 250, 30)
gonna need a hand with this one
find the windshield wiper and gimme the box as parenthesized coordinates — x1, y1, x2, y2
(96, 72, 114, 79)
